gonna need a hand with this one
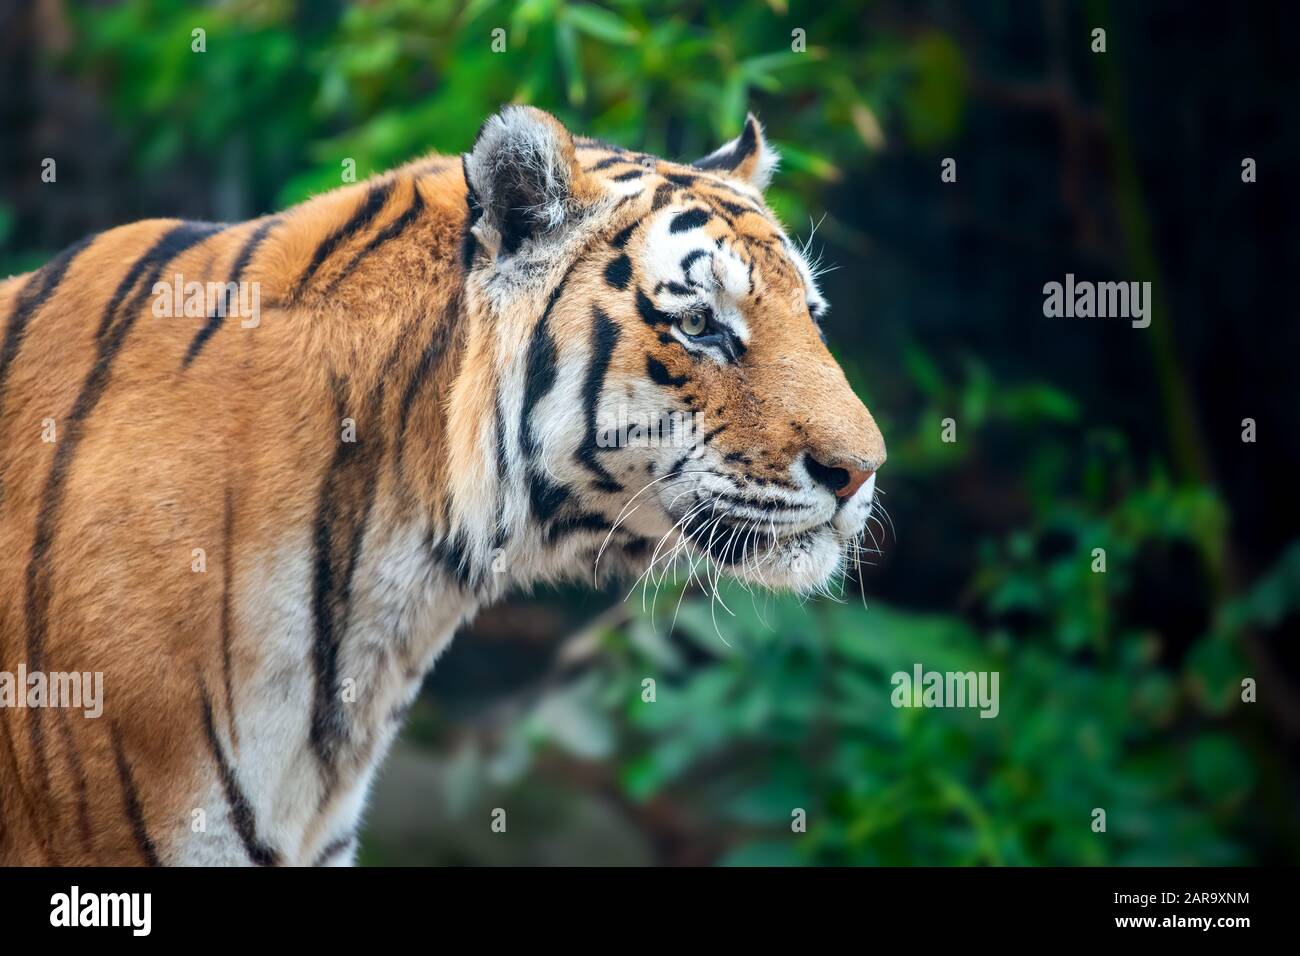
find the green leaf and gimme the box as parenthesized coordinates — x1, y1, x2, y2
(771, 142, 841, 181)
(555, 20, 586, 106)
(562, 4, 639, 46)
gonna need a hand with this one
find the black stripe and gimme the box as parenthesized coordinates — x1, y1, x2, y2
(670, 208, 711, 233)
(663, 449, 692, 482)
(647, 355, 688, 387)
(609, 219, 641, 249)
(199, 683, 280, 866)
(219, 487, 239, 748)
(711, 491, 807, 514)
(714, 197, 760, 218)
(493, 391, 510, 487)
(692, 120, 758, 173)
(309, 381, 386, 788)
(395, 287, 463, 468)
(94, 224, 223, 342)
(25, 221, 222, 796)
(604, 254, 632, 290)
(398, 311, 457, 428)
(708, 177, 763, 205)
(0, 234, 96, 417)
(109, 723, 160, 866)
(182, 218, 278, 369)
(514, 251, 582, 463)
(432, 524, 474, 588)
(294, 178, 396, 298)
(461, 154, 482, 269)
(516, 204, 646, 538)
(53, 710, 94, 853)
(546, 511, 611, 543)
(652, 280, 692, 297)
(521, 313, 558, 460)
(651, 182, 675, 210)
(586, 155, 630, 172)
(519, 261, 580, 461)
(429, 495, 485, 591)
(574, 307, 623, 493)
(636, 287, 675, 328)
(528, 471, 571, 524)
(311, 834, 356, 867)
(680, 249, 709, 278)
(612, 169, 643, 182)
(323, 183, 426, 294)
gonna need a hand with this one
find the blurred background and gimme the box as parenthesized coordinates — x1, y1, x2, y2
(3, 0, 1298, 865)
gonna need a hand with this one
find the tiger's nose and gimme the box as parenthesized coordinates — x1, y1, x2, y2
(804, 454, 876, 499)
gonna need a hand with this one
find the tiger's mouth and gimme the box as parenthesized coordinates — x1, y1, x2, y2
(670, 503, 866, 594)
(626, 470, 884, 597)
(679, 510, 819, 564)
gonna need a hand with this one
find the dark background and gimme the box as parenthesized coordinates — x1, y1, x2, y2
(2, 0, 1297, 864)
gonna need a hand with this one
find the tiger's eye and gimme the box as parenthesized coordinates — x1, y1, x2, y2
(680, 310, 708, 336)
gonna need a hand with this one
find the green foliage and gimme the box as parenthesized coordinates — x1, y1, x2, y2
(498, 527, 1266, 866)
(70, 0, 962, 226)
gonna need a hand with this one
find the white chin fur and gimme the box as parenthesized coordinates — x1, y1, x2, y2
(725, 526, 846, 594)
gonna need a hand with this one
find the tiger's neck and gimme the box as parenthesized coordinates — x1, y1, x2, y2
(253, 160, 640, 860)
(280, 161, 642, 595)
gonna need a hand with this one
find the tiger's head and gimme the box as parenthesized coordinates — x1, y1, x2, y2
(449, 106, 885, 596)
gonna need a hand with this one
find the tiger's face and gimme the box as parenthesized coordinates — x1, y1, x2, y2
(460, 107, 886, 594)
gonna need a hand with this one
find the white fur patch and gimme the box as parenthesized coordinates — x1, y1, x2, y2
(638, 206, 752, 346)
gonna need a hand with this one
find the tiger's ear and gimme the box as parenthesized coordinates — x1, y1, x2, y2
(463, 106, 597, 258)
(691, 113, 779, 190)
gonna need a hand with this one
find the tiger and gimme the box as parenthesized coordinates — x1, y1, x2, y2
(0, 106, 886, 866)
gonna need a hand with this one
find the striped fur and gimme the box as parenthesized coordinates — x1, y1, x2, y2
(0, 108, 885, 865)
